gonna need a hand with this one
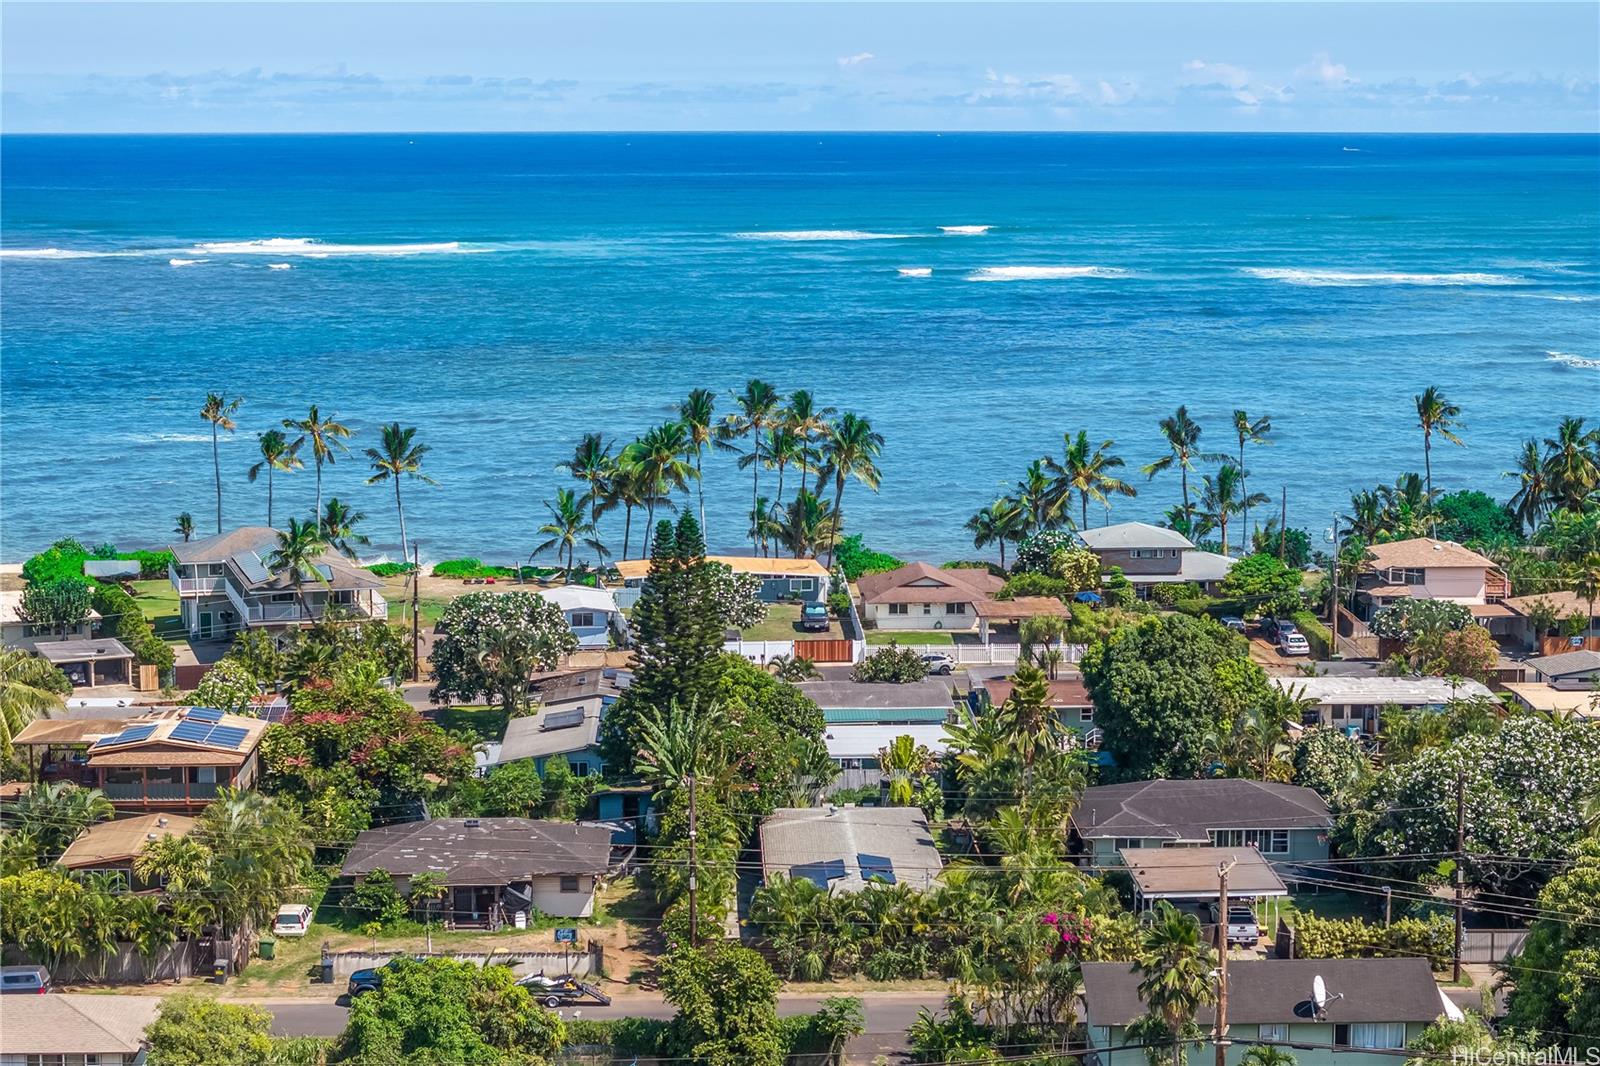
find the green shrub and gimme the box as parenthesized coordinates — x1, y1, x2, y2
(562, 1018, 670, 1053)
(852, 644, 927, 683)
(833, 535, 904, 581)
(1292, 913, 1453, 970)
(996, 572, 1073, 602)
(344, 868, 409, 926)
(90, 585, 173, 669)
(941, 560, 1006, 577)
(119, 549, 176, 579)
(431, 558, 547, 580)
(22, 540, 95, 587)
(1174, 597, 1221, 618)
(1150, 581, 1202, 607)
(827, 590, 853, 617)
(1292, 610, 1332, 658)
(365, 562, 417, 577)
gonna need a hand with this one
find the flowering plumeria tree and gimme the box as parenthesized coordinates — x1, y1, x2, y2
(706, 563, 766, 630)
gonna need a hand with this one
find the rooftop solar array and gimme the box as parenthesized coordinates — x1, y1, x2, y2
(183, 706, 224, 723)
(167, 721, 252, 750)
(857, 853, 897, 885)
(208, 726, 250, 749)
(89, 724, 158, 749)
(170, 720, 215, 743)
(542, 709, 586, 731)
(232, 550, 270, 586)
(792, 858, 847, 888)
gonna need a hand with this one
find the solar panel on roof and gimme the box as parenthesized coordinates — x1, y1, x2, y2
(857, 853, 897, 885)
(183, 707, 224, 723)
(170, 720, 216, 744)
(542, 709, 586, 731)
(233, 550, 270, 585)
(791, 859, 847, 888)
(207, 726, 250, 750)
(90, 723, 158, 749)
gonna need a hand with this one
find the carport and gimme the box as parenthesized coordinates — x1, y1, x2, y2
(36, 638, 136, 688)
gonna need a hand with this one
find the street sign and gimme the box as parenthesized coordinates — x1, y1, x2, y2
(554, 927, 578, 944)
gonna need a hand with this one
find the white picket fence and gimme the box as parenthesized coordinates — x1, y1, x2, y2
(721, 640, 1086, 668)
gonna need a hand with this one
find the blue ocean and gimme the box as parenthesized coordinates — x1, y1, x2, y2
(2, 133, 1596, 564)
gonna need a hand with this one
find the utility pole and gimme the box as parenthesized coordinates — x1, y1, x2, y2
(1215, 858, 1237, 1066)
(1453, 770, 1466, 984)
(411, 540, 422, 684)
(687, 773, 700, 949)
(1383, 885, 1393, 927)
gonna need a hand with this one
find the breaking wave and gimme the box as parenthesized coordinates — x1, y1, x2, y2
(1243, 267, 1522, 287)
(731, 230, 918, 241)
(192, 237, 469, 256)
(940, 225, 991, 235)
(1547, 350, 1600, 370)
(966, 266, 1126, 282)
(267, 263, 293, 270)
(897, 267, 933, 277)
(168, 258, 206, 267)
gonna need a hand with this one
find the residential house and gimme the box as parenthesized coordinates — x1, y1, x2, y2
(970, 673, 1097, 739)
(13, 706, 268, 813)
(1521, 649, 1600, 687)
(1070, 779, 1331, 870)
(167, 526, 387, 642)
(0, 994, 162, 1065)
(760, 806, 941, 892)
(1502, 682, 1600, 720)
(535, 585, 627, 649)
(612, 555, 829, 609)
(1120, 845, 1287, 913)
(1501, 591, 1600, 654)
(1074, 522, 1235, 598)
(1270, 675, 1498, 736)
(857, 563, 1003, 633)
(796, 679, 954, 725)
(35, 637, 137, 688)
(1355, 538, 1513, 637)
(57, 813, 198, 890)
(1083, 957, 1460, 1066)
(340, 817, 613, 924)
(821, 722, 950, 794)
(0, 589, 100, 653)
(483, 670, 620, 777)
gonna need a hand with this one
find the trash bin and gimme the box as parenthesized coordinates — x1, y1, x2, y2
(213, 961, 228, 985)
(258, 938, 276, 960)
(321, 958, 335, 984)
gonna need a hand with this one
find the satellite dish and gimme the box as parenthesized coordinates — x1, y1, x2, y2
(1312, 975, 1328, 1009)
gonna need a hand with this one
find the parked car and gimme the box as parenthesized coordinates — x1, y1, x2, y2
(1279, 630, 1311, 656)
(1261, 617, 1298, 641)
(347, 959, 407, 997)
(0, 966, 51, 995)
(922, 652, 956, 676)
(1207, 903, 1262, 946)
(516, 973, 613, 1008)
(800, 603, 831, 632)
(273, 904, 313, 937)
(1220, 616, 1246, 632)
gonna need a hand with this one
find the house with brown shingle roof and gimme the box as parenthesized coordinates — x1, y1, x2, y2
(0, 994, 162, 1064)
(1499, 590, 1600, 654)
(856, 562, 1003, 633)
(1355, 538, 1513, 639)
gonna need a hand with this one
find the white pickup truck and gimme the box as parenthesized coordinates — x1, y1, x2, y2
(1207, 903, 1262, 946)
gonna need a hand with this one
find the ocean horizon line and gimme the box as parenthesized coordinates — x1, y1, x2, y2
(3, 129, 1596, 138)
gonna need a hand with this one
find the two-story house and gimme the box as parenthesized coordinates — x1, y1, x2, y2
(1356, 538, 1512, 637)
(1075, 522, 1235, 598)
(1069, 778, 1331, 870)
(168, 526, 387, 642)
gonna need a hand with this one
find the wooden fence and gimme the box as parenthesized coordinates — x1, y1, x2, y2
(793, 638, 853, 663)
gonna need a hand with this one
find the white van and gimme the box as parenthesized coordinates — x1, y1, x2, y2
(272, 904, 313, 937)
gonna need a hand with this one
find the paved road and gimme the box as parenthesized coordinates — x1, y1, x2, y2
(268, 992, 936, 1061)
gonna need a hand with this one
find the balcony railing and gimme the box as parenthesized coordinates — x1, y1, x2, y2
(169, 563, 225, 595)
(102, 782, 220, 802)
(245, 594, 387, 624)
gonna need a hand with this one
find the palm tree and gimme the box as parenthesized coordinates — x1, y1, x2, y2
(766, 427, 806, 515)
(196, 789, 311, 937)
(623, 421, 697, 535)
(1014, 459, 1060, 532)
(264, 517, 332, 621)
(558, 432, 615, 526)
(1414, 386, 1464, 532)
(776, 490, 839, 560)
(748, 495, 779, 557)
(199, 392, 243, 534)
(718, 379, 782, 551)
(1198, 463, 1270, 557)
(246, 429, 303, 527)
(679, 391, 716, 532)
(966, 497, 1028, 570)
(1134, 902, 1218, 1066)
(1047, 431, 1137, 529)
(785, 389, 836, 494)
(174, 512, 195, 542)
(1241, 1047, 1297, 1066)
(1504, 438, 1553, 534)
(1231, 410, 1273, 535)
(364, 422, 435, 563)
(534, 487, 607, 576)
(1574, 552, 1600, 639)
(1, 650, 67, 758)
(1143, 406, 1226, 526)
(882, 734, 924, 806)
(133, 834, 213, 894)
(1341, 489, 1385, 542)
(284, 405, 353, 521)
(1543, 416, 1600, 512)
(8, 782, 114, 859)
(319, 497, 370, 560)
(819, 412, 884, 569)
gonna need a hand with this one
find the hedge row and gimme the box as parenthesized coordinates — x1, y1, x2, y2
(1291, 913, 1454, 971)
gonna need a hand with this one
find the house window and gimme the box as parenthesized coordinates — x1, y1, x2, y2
(271, 592, 295, 603)
(568, 760, 590, 778)
(946, 603, 966, 615)
(888, 604, 909, 616)
(207, 563, 225, 576)
(570, 611, 597, 628)
(1384, 566, 1425, 585)
(1336, 1023, 1406, 1050)
(1209, 829, 1291, 855)
(559, 875, 581, 893)
(1079, 707, 1094, 723)
(1258, 1024, 1289, 1043)
(922, 603, 933, 615)
(1113, 838, 1143, 850)
(789, 578, 815, 592)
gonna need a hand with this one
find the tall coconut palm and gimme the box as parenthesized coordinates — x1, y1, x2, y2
(1231, 410, 1273, 535)
(1341, 490, 1385, 542)
(1134, 902, 1218, 1066)
(364, 423, 435, 563)
(284, 405, 353, 521)
(319, 497, 370, 561)
(199, 392, 243, 534)
(1575, 552, 1600, 638)
(1504, 438, 1553, 535)
(776, 490, 839, 560)
(558, 432, 615, 526)
(718, 379, 782, 551)
(606, 456, 674, 561)
(264, 517, 332, 622)
(1542, 416, 1600, 512)
(1014, 460, 1060, 533)
(1, 649, 67, 758)
(174, 512, 195, 543)
(1414, 386, 1464, 532)
(966, 497, 1028, 571)
(622, 421, 697, 536)
(783, 390, 836, 493)
(1047, 431, 1137, 529)
(765, 427, 806, 516)
(1198, 463, 1270, 557)
(679, 390, 717, 532)
(534, 487, 608, 576)
(246, 429, 303, 527)
(1143, 406, 1226, 527)
(819, 412, 884, 569)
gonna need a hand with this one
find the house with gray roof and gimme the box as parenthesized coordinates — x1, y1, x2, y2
(0, 993, 162, 1065)
(1083, 957, 1461, 1066)
(796, 678, 954, 725)
(340, 817, 613, 924)
(1522, 648, 1600, 688)
(1270, 675, 1497, 736)
(1074, 522, 1235, 597)
(168, 525, 386, 642)
(760, 806, 942, 893)
(1070, 778, 1331, 870)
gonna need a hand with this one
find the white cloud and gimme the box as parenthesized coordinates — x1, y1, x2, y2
(1182, 59, 1250, 91)
(837, 52, 874, 68)
(1297, 52, 1355, 89)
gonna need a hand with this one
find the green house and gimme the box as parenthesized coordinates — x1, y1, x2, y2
(1083, 957, 1460, 1066)
(796, 679, 955, 726)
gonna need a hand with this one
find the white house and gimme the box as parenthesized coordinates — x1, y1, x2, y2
(1271, 675, 1497, 736)
(1075, 522, 1235, 597)
(0, 589, 101, 653)
(535, 585, 626, 649)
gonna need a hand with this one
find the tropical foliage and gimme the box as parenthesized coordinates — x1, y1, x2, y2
(429, 591, 580, 713)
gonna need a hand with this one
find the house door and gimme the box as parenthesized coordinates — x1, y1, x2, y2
(198, 611, 214, 639)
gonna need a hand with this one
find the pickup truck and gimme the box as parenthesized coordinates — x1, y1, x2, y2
(800, 603, 831, 632)
(1207, 903, 1262, 946)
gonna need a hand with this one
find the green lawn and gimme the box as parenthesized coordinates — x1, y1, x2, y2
(1258, 889, 1386, 934)
(738, 603, 842, 641)
(866, 629, 955, 646)
(128, 579, 184, 640)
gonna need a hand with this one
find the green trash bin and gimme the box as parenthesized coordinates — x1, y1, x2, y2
(259, 938, 276, 960)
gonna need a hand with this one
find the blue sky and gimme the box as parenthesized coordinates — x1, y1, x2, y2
(3, 2, 1596, 133)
